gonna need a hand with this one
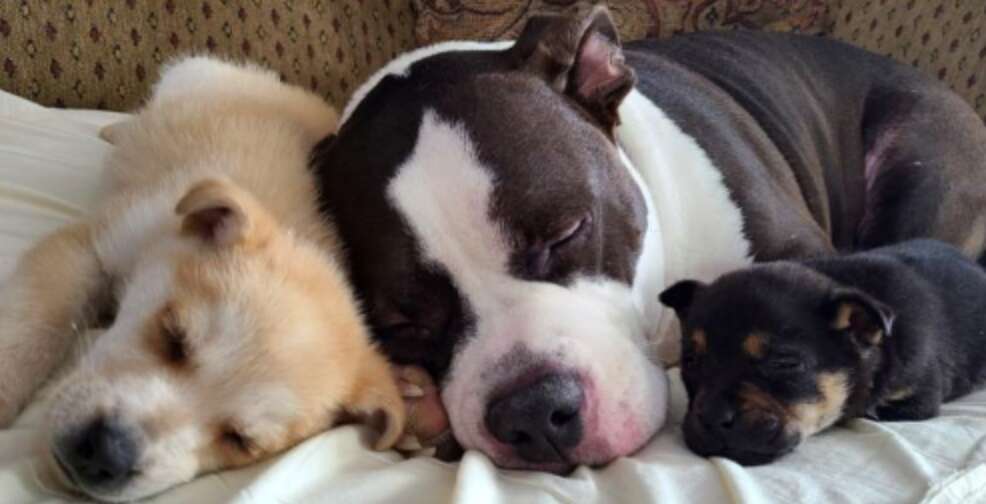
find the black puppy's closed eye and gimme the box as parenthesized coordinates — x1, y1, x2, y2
(762, 353, 806, 374)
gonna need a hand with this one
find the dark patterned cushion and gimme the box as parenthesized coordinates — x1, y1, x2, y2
(412, 0, 833, 45)
(0, 0, 416, 111)
(831, 0, 986, 122)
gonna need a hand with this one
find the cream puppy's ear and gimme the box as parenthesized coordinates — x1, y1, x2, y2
(99, 120, 133, 145)
(346, 351, 407, 451)
(175, 178, 274, 248)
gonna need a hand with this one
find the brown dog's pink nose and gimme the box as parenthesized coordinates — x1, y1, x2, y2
(484, 373, 584, 464)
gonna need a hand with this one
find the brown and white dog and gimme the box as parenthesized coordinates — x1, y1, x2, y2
(311, 7, 986, 472)
(0, 57, 406, 502)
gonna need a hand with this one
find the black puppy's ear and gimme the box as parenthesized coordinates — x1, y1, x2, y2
(509, 5, 636, 129)
(827, 288, 895, 346)
(659, 280, 706, 317)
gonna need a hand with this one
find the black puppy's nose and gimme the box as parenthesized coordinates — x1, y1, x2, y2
(58, 416, 139, 489)
(700, 400, 738, 432)
(484, 373, 585, 464)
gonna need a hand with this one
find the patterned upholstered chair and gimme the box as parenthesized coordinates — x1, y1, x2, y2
(0, 1, 982, 121)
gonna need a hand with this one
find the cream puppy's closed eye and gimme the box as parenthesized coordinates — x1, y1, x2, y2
(0, 55, 404, 503)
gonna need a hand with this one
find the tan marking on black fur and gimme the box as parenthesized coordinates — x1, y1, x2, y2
(692, 329, 707, 354)
(738, 382, 788, 424)
(832, 302, 884, 345)
(787, 372, 850, 437)
(885, 387, 914, 403)
(743, 332, 768, 359)
(831, 303, 853, 330)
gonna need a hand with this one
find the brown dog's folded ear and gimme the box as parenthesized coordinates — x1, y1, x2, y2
(659, 280, 706, 318)
(346, 351, 407, 451)
(176, 178, 273, 248)
(510, 5, 636, 129)
(828, 288, 896, 346)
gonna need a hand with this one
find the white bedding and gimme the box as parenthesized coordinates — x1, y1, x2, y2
(0, 89, 984, 504)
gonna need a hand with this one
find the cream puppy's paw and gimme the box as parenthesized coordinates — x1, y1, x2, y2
(393, 365, 450, 457)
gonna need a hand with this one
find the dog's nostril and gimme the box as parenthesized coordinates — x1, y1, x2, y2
(550, 409, 577, 427)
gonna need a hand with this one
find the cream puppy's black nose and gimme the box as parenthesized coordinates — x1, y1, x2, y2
(57, 416, 139, 491)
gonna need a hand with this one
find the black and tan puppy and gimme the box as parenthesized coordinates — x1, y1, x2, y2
(659, 239, 986, 466)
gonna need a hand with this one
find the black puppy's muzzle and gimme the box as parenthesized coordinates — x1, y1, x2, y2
(683, 395, 798, 466)
(53, 415, 141, 494)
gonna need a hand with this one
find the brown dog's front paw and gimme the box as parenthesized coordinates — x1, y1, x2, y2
(391, 365, 450, 457)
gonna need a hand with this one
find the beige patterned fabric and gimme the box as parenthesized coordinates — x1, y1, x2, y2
(831, 0, 986, 122)
(412, 1, 833, 44)
(0, 0, 416, 111)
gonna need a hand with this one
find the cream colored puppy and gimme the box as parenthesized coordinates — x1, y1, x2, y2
(0, 56, 405, 502)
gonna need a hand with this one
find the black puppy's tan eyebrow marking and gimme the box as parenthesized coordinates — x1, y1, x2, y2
(692, 330, 707, 354)
(743, 332, 768, 358)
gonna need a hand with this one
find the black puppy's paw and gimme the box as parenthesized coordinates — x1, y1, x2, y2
(875, 392, 940, 421)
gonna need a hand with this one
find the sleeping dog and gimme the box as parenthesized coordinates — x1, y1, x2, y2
(660, 239, 986, 465)
(0, 57, 407, 501)
(310, 6, 986, 471)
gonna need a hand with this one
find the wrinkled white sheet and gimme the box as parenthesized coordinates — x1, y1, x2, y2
(0, 90, 984, 504)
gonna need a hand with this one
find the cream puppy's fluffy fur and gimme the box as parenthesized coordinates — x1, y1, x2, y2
(0, 56, 404, 502)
